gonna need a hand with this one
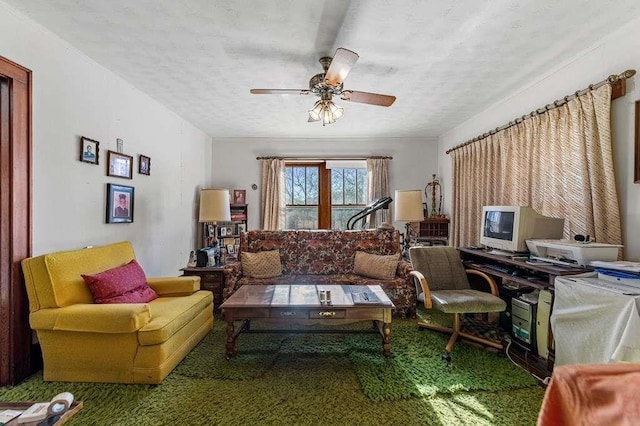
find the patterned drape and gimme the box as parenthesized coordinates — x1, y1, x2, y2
(260, 158, 285, 230)
(367, 158, 390, 227)
(451, 84, 621, 249)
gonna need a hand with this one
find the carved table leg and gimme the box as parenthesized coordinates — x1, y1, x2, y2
(382, 321, 392, 357)
(225, 320, 236, 359)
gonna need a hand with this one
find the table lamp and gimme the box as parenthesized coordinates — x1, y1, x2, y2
(199, 188, 231, 265)
(394, 189, 425, 256)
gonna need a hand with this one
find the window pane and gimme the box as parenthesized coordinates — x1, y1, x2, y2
(285, 167, 293, 204)
(285, 206, 318, 229)
(343, 169, 357, 204)
(357, 168, 367, 204)
(292, 167, 306, 204)
(332, 206, 364, 230)
(306, 167, 318, 204)
(332, 169, 344, 204)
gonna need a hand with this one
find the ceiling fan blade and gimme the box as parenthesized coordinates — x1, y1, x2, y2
(341, 90, 396, 107)
(250, 89, 311, 95)
(324, 48, 359, 87)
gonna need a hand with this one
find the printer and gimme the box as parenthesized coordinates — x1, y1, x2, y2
(525, 239, 622, 267)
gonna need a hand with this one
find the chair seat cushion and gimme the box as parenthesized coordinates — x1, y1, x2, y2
(431, 289, 506, 314)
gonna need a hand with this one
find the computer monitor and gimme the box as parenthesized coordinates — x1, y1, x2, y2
(479, 205, 564, 254)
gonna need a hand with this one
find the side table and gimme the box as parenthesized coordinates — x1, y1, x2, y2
(180, 266, 229, 311)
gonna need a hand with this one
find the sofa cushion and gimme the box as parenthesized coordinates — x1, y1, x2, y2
(82, 259, 158, 304)
(43, 241, 137, 307)
(138, 291, 213, 345)
(241, 250, 283, 278)
(353, 251, 400, 280)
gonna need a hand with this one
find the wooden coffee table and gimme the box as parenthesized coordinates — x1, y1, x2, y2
(220, 284, 394, 358)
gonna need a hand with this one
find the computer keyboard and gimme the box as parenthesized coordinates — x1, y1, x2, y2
(481, 263, 513, 274)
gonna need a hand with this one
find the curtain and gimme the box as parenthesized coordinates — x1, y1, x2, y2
(260, 159, 284, 230)
(451, 84, 621, 249)
(367, 158, 390, 227)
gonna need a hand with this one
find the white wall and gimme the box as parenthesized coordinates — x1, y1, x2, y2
(210, 137, 439, 231)
(0, 2, 211, 275)
(439, 15, 640, 261)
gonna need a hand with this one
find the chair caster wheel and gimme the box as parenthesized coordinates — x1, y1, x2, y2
(441, 353, 452, 362)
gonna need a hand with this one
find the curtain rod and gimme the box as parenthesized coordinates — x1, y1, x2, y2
(256, 155, 392, 160)
(446, 69, 637, 155)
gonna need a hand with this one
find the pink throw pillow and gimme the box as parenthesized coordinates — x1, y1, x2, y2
(81, 259, 158, 304)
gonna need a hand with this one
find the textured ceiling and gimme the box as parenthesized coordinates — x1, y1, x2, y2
(5, 0, 640, 138)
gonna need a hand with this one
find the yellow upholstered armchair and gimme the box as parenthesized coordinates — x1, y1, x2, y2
(408, 246, 506, 361)
(21, 241, 214, 384)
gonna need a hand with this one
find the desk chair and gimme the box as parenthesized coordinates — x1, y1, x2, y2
(409, 246, 506, 361)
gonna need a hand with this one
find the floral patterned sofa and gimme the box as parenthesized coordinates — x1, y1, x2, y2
(223, 229, 416, 317)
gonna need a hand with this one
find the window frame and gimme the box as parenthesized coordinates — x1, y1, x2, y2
(284, 162, 368, 229)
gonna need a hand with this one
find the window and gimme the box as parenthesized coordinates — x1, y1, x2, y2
(284, 161, 367, 230)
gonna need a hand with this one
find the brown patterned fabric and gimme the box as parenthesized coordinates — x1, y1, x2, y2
(450, 85, 621, 251)
(353, 251, 400, 280)
(240, 250, 282, 278)
(227, 229, 416, 317)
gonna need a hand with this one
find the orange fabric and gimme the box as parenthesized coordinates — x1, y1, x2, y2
(538, 363, 640, 426)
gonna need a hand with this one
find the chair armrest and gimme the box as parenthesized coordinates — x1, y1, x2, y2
(465, 269, 500, 296)
(222, 262, 243, 300)
(409, 270, 433, 309)
(147, 276, 200, 296)
(30, 303, 151, 333)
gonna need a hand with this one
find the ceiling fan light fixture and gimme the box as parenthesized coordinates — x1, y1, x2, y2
(308, 100, 324, 121)
(308, 99, 343, 126)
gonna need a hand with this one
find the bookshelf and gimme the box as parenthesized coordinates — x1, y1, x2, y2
(216, 203, 247, 260)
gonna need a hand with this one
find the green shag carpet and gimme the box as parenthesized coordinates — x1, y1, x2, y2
(0, 313, 545, 425)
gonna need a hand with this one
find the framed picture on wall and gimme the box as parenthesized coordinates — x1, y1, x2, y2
(80, 136, 99, 164)
(139, 154, 151, 176)
(233, 189, 246, 204)
(106, 183, 134, 223)
(107, 151, 133, 179)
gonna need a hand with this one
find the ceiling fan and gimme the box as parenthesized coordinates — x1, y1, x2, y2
(250, 48, 396, 126)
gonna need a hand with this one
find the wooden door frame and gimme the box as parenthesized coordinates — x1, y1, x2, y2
(0, 55, 33, 386)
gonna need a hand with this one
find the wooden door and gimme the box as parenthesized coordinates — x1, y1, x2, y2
(0, 56, 33, 386)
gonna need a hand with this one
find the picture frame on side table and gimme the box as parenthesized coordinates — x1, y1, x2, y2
(139, 155, 151, 176)
(106, 183, 134, 223)
(80, 136, 99, 164)
(635, 100, 640, 183)
(233, 189, 246, 204)
(107, 150, 133, 179)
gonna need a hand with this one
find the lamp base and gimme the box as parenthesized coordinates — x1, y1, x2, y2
(402, 222, 415, 259)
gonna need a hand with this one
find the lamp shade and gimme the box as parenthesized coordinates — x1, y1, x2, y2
(198, 188, 231, 222)
(394, 190, 424, 222)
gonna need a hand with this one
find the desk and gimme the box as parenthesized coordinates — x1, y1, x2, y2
(552, 274, 640, 365)
(458, 247, 588, 289)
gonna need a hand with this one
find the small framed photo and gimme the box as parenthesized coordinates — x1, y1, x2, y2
(227, 244, 236, 256)
(106, 183, 134, 223)
(107, 150, 133, 179)
(139, 154, 151, 176)
(237, 224, 246, 234)
(220, 227, 227, 237)
(80, 136, 99, 164)
(233, 189, 246, 204)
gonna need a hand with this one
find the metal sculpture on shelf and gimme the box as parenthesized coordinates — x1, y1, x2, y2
(424, 174, 443, 218)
